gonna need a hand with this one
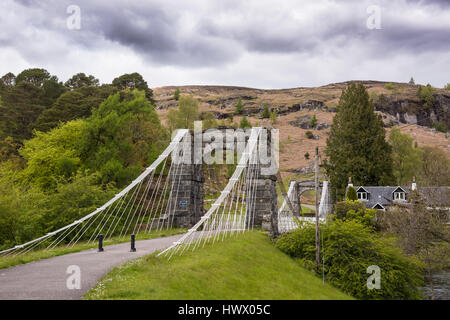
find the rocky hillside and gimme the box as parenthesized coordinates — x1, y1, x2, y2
(153, 81, 450, 176)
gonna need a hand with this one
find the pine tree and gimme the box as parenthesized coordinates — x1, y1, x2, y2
(235, 98, 243, 114)
(173, 88, 180, 101)
(261, 103, 270, 118)
(346, 186, 357, 201)
(323, 83, 394, 200)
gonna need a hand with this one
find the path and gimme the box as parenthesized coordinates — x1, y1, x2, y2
(0, 234, 183, 300)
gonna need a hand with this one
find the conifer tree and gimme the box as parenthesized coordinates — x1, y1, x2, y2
(323, 83, 394, 199)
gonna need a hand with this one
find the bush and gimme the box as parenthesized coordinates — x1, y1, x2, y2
(384, 83, 394, 90)
(276, 220, 424, 299)
(444, 83, 450, 90)
(346, 186, 357, 201)
(305, 131, 314, 139)
(304, 152, 310, 160)
(310, 114, 317, 128)
(261, 104, 270, 119)
(239, 116, 252, 129)
(417, 84, 435, 109)
(334, 200, 375, 228)
(432, 121, 448, 133)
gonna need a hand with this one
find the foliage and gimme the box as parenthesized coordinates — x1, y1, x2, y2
(235, 98, 243, 114)
(445, 83, 450, 90)
(239, 116, 252, 129)
(305, 130, 314, 139)
(85, 232, 352, 300)
(64, 73, 99, 90)
(304, 152, 310, 160)
(409, 77, 415, 85)
(417, 84, 435, 109)
(261, 103, 270, 118)
(167, 95, 199, 131)
(388, 127, 422, 185)
(346, 186, 357, 201)
(270, 110, 277, 124)
(334, 200, 375, 228)
(34, 85, 117, 132)
(276, 220, 424, 299)
(431, 121, 448, 133)
(323, 83, 394, 200)
(200, 111, 218, 129)
(384, 83, 394, 90)
(310, 114, 317, 128)
(173, 88, 180, 101)
(112, 73, 154, 104)
(417, 146, 450, 186)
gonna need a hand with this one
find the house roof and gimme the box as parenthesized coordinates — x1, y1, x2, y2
(347, 186, 408, 208)
(346, 185, 450, 208)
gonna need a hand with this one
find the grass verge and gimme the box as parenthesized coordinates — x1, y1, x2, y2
(0, 228, 186, 270)
(85, 232, 352, 300)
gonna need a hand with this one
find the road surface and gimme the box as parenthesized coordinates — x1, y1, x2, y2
(0, 234, 183, 300)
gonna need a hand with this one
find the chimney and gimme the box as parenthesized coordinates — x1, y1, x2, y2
(348, 176, 353, 187)
(411, 176, 417, 191)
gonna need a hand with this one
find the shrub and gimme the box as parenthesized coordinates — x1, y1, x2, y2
(235, 98, 243, 114)
(334, 200, 375, 228)
(432, 121, 448, 133)
(276, 220, 424, 299)
(346, 186, 357, 201)
(417, 84, 435, 109)
(305, 131, 314, 139)
(310, 114, 317, 128)
(261, 103, 270, 119)
(239, 116, 251, 129)
(304, 152, 310, 160)
(173, 88, 180, 101)
(444, 83, 450, 90)
(384, 83, 394, 90)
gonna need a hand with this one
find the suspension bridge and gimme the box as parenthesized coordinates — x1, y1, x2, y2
(0, 127, 332, 299)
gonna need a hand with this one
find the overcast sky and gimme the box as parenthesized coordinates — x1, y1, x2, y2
(1, 0, 449, 89)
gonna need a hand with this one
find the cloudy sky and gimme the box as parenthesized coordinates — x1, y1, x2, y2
(1, 0, 449, 89)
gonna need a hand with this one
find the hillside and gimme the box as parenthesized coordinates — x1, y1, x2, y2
(85, 232, 352, 300)
(154, 81, 450, 178)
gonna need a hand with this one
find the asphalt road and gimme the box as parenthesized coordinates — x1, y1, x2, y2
(0, 234, 183, 300)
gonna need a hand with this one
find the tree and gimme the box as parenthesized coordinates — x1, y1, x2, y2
(418, 146, 450, 186)
(445, 83, 450, 90)
(270, 110, 277, 124)
(323, 83, 394, 200)
(304, 152, 310, 160)
(239, 116, 251, 129)
(409, 77, 415, 85)
(201, 112, 218, 129)
(235, 98, 243, 114)
(346, 186, 357, 201)
(388, 127, 422, 185)
(310, 114, 317, 128)
(167, 95, 199, 131)
(0, 72, 16, 88)
(173, 88, 180, 101)
(261, 103, 270, 119)
(64, 73, 99, 90)
(15, 68, 51, 87)
(418, 84, 435, 109)
(34, 85, 117, 132)
(112, 73, 154, 104)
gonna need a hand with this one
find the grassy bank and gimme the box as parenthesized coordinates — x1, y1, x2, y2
(0, 228, 186, 270)
(85, 232, 352, 300)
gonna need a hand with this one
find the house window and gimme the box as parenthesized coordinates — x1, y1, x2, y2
(394, 192, 405, 201)
(357, 192, 368, 201)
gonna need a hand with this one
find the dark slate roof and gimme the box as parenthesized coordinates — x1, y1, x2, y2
(346, 185, 450, 209)
(347, 186, 409, 208)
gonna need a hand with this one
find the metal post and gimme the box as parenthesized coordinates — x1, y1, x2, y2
(314, 146, 320, 270)
(98, 234, 104, 252)
(130, 234, 136, 252)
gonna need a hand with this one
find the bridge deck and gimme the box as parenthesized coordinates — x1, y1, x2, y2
(0, 234, 183, 300)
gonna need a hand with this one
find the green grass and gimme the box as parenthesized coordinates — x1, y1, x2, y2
(0, 228, 186, 270)
(85, 232, 352, 300)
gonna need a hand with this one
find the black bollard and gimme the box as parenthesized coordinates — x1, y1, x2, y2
(98, 234, 104, 252)
(130, 234, 136, 252)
